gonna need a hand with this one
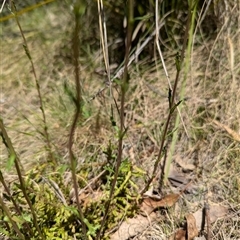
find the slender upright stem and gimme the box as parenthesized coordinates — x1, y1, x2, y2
(0, 119, 44, 239)
(141, 4, 192, 195)
(68, 8, 87, 240)
(11, 1, 56, 166)
(96, 1, 134, 239)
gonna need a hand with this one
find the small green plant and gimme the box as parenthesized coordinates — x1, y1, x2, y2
(9, 0, 56, 167)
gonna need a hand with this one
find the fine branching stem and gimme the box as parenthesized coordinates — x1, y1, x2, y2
(0, 119, 44, 239)
(10, 1, 56, 167)
(0, 196, 25, 240)
(96, 1, 134, 239)
(68, 7, 87, 240)
(0, 170, 34, 236)
(141, 4, 192, 195)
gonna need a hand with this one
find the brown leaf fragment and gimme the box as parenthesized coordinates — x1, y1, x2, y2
(156, 193, 180, 207)
(185, 214, 198, 240)
(175, 156, 195, 172)
(110, 213, 157, 240)
(141, 194, 180, 215)
(209, 204, 228, 222)
(168, 168, 190, 188)
(193, 204, 228, 230)
(140, 198, 155, 215)
(169, 229, 186, 240)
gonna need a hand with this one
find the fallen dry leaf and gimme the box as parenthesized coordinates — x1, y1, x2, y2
(169, 214, 199, 240)
(169, 229, 186, 240)
(175, 156, 195, 172)
(110, 212, 157, 240)
(209, 204, 228, 222)
(110, 193, 180, 239)
(141, 193, 180, 215)
(168, 167, 189, 188)
(185, 214, 198, 240)
(193, 204, 228, 230)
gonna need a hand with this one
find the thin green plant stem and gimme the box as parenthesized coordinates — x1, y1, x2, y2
(68, 4, 87, 239)
(164, 0, 198, 184)
(155, 0, 189, 138)
(0, 196, 25, 240)
(0, 171, 22, 215)
(0, 119, 45, 239)
(0, 171, 34, 236)
(10, 1, 56, 166)
(96, 1, 134, 239)
(141, 1, 192, 195)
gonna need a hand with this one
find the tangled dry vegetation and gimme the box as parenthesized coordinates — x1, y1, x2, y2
(0, 1, 240, 239)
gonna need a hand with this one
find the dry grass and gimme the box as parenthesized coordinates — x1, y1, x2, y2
(0, 1, 240, 239)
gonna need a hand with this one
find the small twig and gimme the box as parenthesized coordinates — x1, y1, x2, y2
(0, 0, 7, 13)
(82, 169, 106, 192)
(158, 145, 167, 193)
(40, 177, 68, 205)
(205, 200, 211, 240)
